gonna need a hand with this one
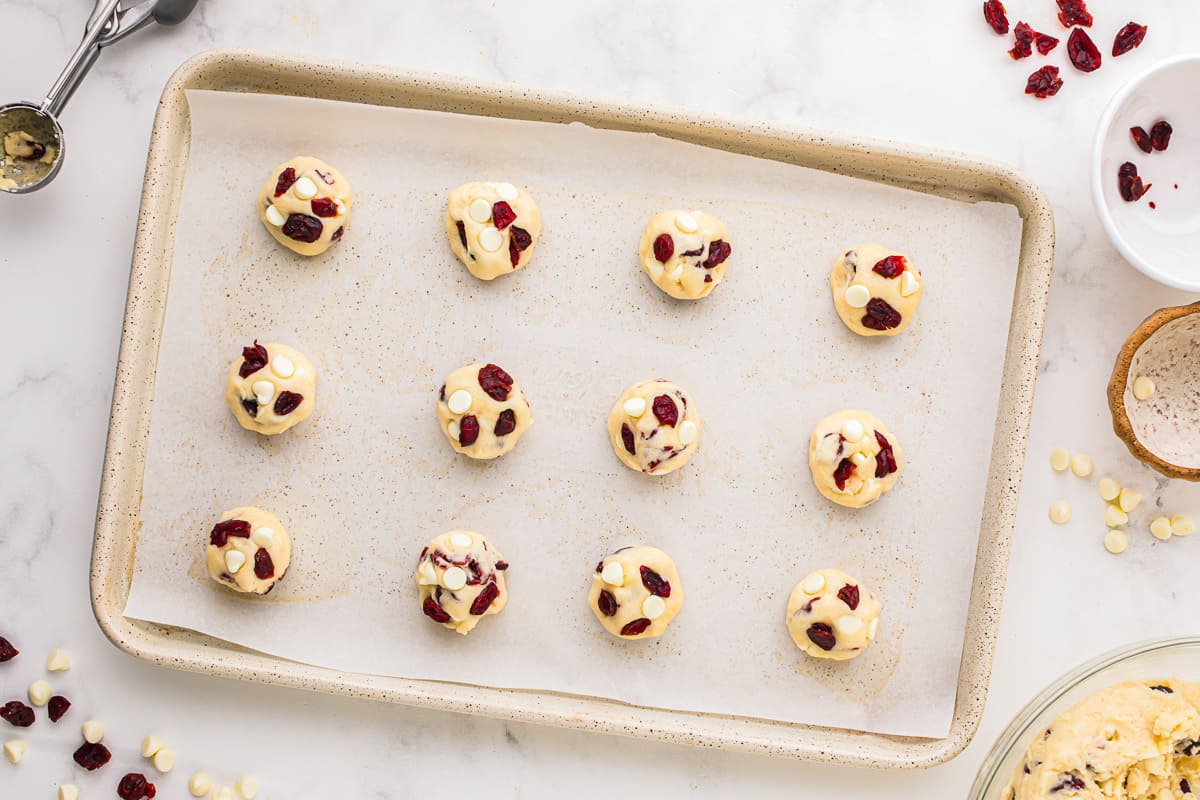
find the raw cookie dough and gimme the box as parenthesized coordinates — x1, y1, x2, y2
(808, 410, 902, 508)
(0, 106, 60, 191)
(588, 546, 683, 639)
(225, 341, 317, 436)
(638, 210, 733, 300)
(785, 568, 881, 661)
(607, 379, 700, 475)
(204, 506, 291, 595)
(436, 363, 533, 459)
(830, 243, 923, 336)
(416, 531, 509, 635)
(445, 181, 541, 280)
(256, 156, 352, 256)
(1003, 679, 1200, 800)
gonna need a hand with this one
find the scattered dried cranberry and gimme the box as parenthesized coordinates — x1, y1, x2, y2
(254, 549, 275, 580)
(423, 596, 452, 623)
(653, 233, 674, 263)
(455, 220, 468, 248)
(73, 741, 112, 770)
(1, 701, 33, 727)
(494, 408, 516, 436)
(239, 341, 268, 378)
(469, 582, 500, 615)
(701, 240, 732, 268)
(982, 0, 1008, 34)
(274, 391, 303, 416)
(117, 773, 156, 800)
(875, 431, 898, 478)
(682, 246, 704, 257)
(620, 423, 636, 455)
(331, 226, 345, 242)
(1118, 161, 1151, 201)
(620, 618, 652, 636)
(240, 398, 259, 418)
(48, 695, 70, 722)
(1131, 126, 1153, 153)
(872, 255, 906, 279)
(640, 565, 671, 598)
(282, 214, 323, 243)
(508, 226, 532, 267)
(495, 560, 508, 571)
(1050, 775, 1087, 793)
(1112, 22, 1147, 57)
(1025, 65, 1063, 98)
(806, 623, 837, 651)
(0, 636, 16, 662)
(598, 590, 618, 616)
(833, 458, 856, 491)
(1151, 121, 1173, 152)
(273, 167, 297, 197)
(478, 364, 514, 401)
(1067, 27, 1101, 73)
(459, 415, 480, 446)
(1035, 31, 1060, 55)
(862, 298, 902, 331)
(1056, 0, 1092, 28)
(837, 584, 861, 610)
(310, 197, 338, 217)
(1009, 21, 1034, 59)
(491, 201, 517, 230)
(210, 519, 251, 547)
(651, 394, 678, 427)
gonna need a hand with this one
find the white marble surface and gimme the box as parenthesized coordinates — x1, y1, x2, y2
(2, 1, 1199, 797)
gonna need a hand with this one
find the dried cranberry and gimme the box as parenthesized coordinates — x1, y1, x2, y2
(491, 201, 517, 230)
(282, 214, 323, 243)
(1, 701, 33, 727)
(801, 596, 820, 613)
(833, 458, 856, 490)
(1066, 28, 1101, 73)
(117, 773, 157, 800)
(1025, 65, 1063, 98)
(455, 220, 468, 248)
(1151, 121, 1173, 152)
(640, 565, 672, 598)
(459, 415, 480, 446)
(253, 549, 275, 580)
(872, 255, 906, 279)
(508, 226, 532, 267)
(422, 596, 452, 623)
(1035, 31, 1060, 54)
(653, 233, 674, 263)
(1118, 161, 1151, 201)
(1056, 0, 1092, 27)
(701, 240, 732, 268)
(310, 197, 338, 217)
(1150, 684, 1174, 693)
(862, 298, 902, 331)
(682, 247, 704, 257)
(595, 561, 604, 573)
(478, 364, 514, 401)
(494, 408, 516, 436)
(73, 741, 112, 770)
(0, 636, 16, 662)
(210, 519, 251, 547)
(1183, 779, 1193, 795)
(239, 341, 268, 378)
(875, 431, 898, 478)
(1050, 775, 1087, 793)
(982, 0, 1008, 34)
(314, 168, 335, 185)
(331, 226, 344, 242)
(1010, 21, 1034, 59)
(598, 590, 618, 616)
(469, 582, 500, 615)
(47, 695, 70, 722)
(651, 394, 678, 427)
(274, 391, 303, 416)
(620, 618, 651, 636)
(1131, 126, 1153, 153)
(806, 623, 837, 651)
(1112, 22, 1147, 57)
(620, 423, 636, 455)
(838, 584, 861, 610)
(273, 167, 297, 197)
(240, 398, 259, 418)
(495, 560, 508, 571)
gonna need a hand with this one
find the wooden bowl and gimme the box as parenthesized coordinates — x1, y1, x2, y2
(1108, 302, 1200, 481)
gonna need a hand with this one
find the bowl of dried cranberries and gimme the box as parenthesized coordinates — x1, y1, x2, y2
(1092, 55, 1200, 291)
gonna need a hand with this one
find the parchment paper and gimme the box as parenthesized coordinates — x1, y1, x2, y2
(123, 89, 1022, 738)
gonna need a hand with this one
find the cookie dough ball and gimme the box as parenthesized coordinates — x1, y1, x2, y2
(225, 341, 316, 436)
(786, 569, 880, 661)
(808, 410, 901, 508)
(830, 243, 923, 336)
(416, 531, 509, 635)
(445, 181, 541, 280)
(588, 546, 683, 639)
(205, 506, 291, 595)
(436, 363, 533, 459)
(607, 379, 700, 475)
(638, 210, 732, 300)
(257, 156, 352, 257)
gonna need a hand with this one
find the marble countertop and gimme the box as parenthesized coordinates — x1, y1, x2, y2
(3, 1, 1199, 797)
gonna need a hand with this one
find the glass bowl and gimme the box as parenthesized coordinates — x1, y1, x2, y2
(969, 637, 1200, 799)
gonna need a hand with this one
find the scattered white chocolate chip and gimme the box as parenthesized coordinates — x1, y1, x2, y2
(234, 776, 258, 800)
(292, 176, 317, 200)
(835, 614, 863, 635)
(46, 648, 71, 672)
(494, 182, 519, 202)
(673, 211, 699, 233)
(478, 227, 503, 252)
(447, 420, 460, 440)
(252, 380, 275, 406)
(81, 720, 104, 744)
(841, 419, 865, 443)
(152, 748, 175, 773)
(1104, 528, 1128, 555)
(1048, 500, 1072, 525)
(141, 735, 165, 757)
(225, 549, 247, 574)
(899, 270, 921, 297)
(251, 527, 274, 548)
(844, 284, 871, 309)
(4, 739, 26, 764)
(442, 566, 468, 591)
(601, 562, 624, 587)
(1150, 517, 1173, 541)
(868, 617, 879, 639)
(27, 680, 51, 707)
(1104, 504, 1129, 528)
(335, 199, 347, 216)
(1132, 375, 1156, 401)
(678, 420, 697, 445)
(667, 265, 683, 283)
(1172, 515, 1196, 537)
(623, 397, 647, 417)
(642, 595, 666, 620)
(1070, 454, 1093, 478)
(59, 784, 79, 800)
(468, 198, 492, 223)
(447, 389, 472, 415)
(1049, 447, 1071, 472)
(270, 355, 294, 379)
(264, 205, 285, 227)
(188, 774, 212, 797)
(863, 477, 879, 494)
(1118, 488, 1142, 513)
(417, 560, 438, 586)
(850, 452, 868, 468)
(450, 533, 473, 548)
(802, 573, 826, 594)
(1098, 477, 1121, 502)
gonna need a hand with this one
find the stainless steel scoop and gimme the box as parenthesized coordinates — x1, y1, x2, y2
(0, 0, 198, 194)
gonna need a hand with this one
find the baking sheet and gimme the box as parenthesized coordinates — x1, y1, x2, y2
(123, 89, 1021, 739)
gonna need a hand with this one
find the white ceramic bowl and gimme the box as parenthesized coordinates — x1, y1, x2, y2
(1092, 55, 1200, 291)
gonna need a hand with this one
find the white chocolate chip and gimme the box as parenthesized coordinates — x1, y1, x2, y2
(642, 595, 667, 620)
(678, 420, 697, 445)
(292, 176, 317, 200)
(270, 355, 295, 379)
(667, 265, 683, 282)
(59, 784, 79, 800)
(252, 380, 275, 405)
(447, 420, 460, 439)
(214, 788, 234, 800)
(674, 211, 699, 233)
(1150, 517, 1173, 541)
(251, 527, 274, 548)
(850, 452, 868, 468)
(27, 680, 51, 707)
(1172, 515, 1196, 537)
(1119, 488, 1142, 513)
(234, 776, 258, 800)
(1132, 375, 1156, 401)
(45, 649, 70, 672)
(450, 533, 473, 548)
(417, 560, 438, 586)
(1069, 454, 1093, 478)
(4, 740, 26, 764)
(152, 748, 176, 773)
(188, 774, 212, 798)
(1104, 504, 1129, 528)
(1049, 447, 1071, 472)
(1104, 528, 1128, 554)
(447, 389, 473, 414)
(264, 205, 286, 227)
(82, 720, 104, 744)
(868, 617, 879, 640)
(1048, 500, 1072, 525)
(494, 182, 519, 202)
(1098, 477, 1121, 502)
(844, 284, 871, 309)
(623, 397, 647, 417)
(835, 614, 863, 635)
(899, 270, 921, 297)
(841, 419, 865, 443)
(802, 572, 826, 594)
(601, 561, 624, 587)
(442, 566, 468, 591)
(478, 227, 503, 252)
(468, 198, 492, 223)
(225, 549, 247, 574)
(140, 735, 165, 757)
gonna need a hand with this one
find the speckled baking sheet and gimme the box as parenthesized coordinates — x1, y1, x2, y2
(121, 88, 1021, 740)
